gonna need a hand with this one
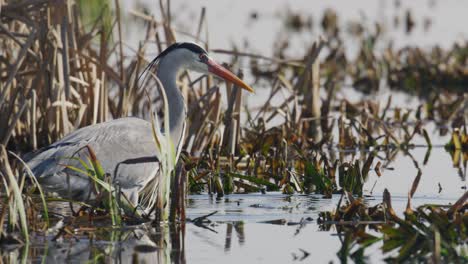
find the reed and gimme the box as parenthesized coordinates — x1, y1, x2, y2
(62, 146, 124, 225)
(0, 146, 29, 243)
(0, 2, 466, 259)
(1, 0, 465, 199)
(141, 76, 177, 222)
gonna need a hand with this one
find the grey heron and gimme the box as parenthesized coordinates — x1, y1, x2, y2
(26, 42, 254, 211)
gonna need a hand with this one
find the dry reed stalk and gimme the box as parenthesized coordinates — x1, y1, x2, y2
(310, 55, 321, 141)
(0, 28, 36, 108)
(222, 77, 236, 153)
(3, 1, 459, 224)
(2, 98, 29, 145)
(114, 0, 124, 84)
(0, 145, 29, 242)
(89, 64, 98, 125)
(195, 7, 206, 43)
(1, 0, 229, 157)
(233, 71, 243, 151)
(29, 89, 37, 149)
(212, 49, 304, 68)
(159, 0, 175, 45)
(99, 70, 107, 122)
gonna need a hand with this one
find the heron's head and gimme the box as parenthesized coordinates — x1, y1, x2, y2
(156, 42, 254, 93)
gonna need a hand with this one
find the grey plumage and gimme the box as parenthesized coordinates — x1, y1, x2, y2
(26, 42, 209, 209)
(26, 41, 254, 211)
(27, 117, 159, 205)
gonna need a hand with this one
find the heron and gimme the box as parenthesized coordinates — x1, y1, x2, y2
(26, 42, 254, 212)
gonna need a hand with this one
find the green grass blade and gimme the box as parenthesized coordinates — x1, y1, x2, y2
(9, 151, 49, 227)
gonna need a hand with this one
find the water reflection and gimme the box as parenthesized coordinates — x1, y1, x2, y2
(0, 220, 363, 264)
(2, 189, 465, 263)
(224, 222, 245, 252)
(1, 224, 186, 264)
(0, 243, 29, 264)
(336, 226, 371, 264)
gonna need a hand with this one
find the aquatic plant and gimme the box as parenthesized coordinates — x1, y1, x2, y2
(318, 189, 468, 262)
(142, 76, 177, 222)
(0, 146, 29, 243)
(0, 2, 466, 263)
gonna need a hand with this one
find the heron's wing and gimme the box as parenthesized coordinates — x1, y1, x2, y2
(27, 117, 160, 200)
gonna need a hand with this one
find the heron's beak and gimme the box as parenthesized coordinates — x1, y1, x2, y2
(206, 58, 254, 93)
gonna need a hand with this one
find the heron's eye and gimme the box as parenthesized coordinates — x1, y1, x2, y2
(199, 53, 208, 63)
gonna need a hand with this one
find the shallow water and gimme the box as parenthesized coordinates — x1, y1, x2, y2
(124, 0, 468, 56)
(4, 140, 462, 263)
(4, 150, 468, 263)
(2, 1, 466, 263)
(3, 184, 465, 263)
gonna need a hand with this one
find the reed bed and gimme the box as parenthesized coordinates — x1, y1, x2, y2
(0, 0, 467, 261)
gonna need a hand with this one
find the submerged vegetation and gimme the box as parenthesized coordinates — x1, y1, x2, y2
(0, 0, 466, 262)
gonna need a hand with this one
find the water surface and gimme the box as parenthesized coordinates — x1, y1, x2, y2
(2, 1, 466, 263)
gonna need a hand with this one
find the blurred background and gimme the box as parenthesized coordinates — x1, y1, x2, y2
(0, 0, 467, 263)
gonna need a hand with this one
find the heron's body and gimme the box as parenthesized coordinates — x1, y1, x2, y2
(26, 42, 253, 210)
(27, 117, 159, 204)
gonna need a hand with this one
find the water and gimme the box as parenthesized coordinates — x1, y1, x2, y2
(3, 189, 464, 263)
(123, 0, 468, 54)
(2, 1, 467, 263)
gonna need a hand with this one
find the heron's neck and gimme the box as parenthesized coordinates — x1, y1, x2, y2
(156, 58, 186, 151)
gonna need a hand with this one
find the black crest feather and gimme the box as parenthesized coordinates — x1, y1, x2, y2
(156, 42, 207, 60)
(138, 42, 207, 83)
